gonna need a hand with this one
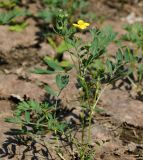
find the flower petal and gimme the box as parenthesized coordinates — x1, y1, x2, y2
(80, 25, 87, 29)
(84, 23, 90, 27)
(73, 24, 79, 27)
(78, 20, 84, 25)
(73, 20, 90, 29)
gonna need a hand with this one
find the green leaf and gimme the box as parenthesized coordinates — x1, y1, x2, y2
(0, 0, 20, 8)
(36, 115, 45, 125)
(0, 0, 16, 8)
(25, 111, 30, 123)
(83, 55, 93, 66)
(9, 22, 28, 32)
(89, 26, 117, 59)
(56, 74, 69, 90)
(94, 59, 104, 71)
(138, 63, 143, 81)
(32, 68, 54, 74)
(5, 117, 22, 124)
(94, 107, 104, 113)
(106, 59, 113, 74)
(122, 23, 143, 49)
(44, 57, 64, 71)
(60, 60, 73, 70)
(116, 48, 123, 63)
(37, 8, 54, 23)
(56, 123, 66, 133)
(56, 40, 72, 54)
(45, 85, 58, 96)
(0, 8, 28, 25)
(29, 100, 42, 113)
(124, 48, 133, 62)
(47, 37, 57, 49)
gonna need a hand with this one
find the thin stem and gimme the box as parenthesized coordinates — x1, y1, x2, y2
(57, 153, 66, 160)
(88, 109, 92, 145)
(64, 37, 79, 73)
(127, 76, 137, 88)
(93, 84, 108, 111)
(81, 112, 85, 144)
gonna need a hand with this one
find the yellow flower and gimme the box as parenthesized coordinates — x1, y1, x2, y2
(73, 20, 90, 30)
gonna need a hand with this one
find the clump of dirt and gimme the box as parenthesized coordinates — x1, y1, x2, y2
(90, 0, 143, 19)
(0, 48, 40, 70)
(120, 123, 143, 144)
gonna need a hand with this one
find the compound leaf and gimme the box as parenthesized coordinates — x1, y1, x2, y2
(45, 85, 58, 97)
(56, 74, 69, 90)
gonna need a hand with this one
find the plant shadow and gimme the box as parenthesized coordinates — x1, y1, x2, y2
(112, 77, 143, 102)
(0, 130, 53, 160)
(0, 94, 84, 159)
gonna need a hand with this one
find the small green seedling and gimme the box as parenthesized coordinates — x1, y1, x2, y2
(0, 8, 28, 25)
(0, 0, 20, 8)
(9, 22, 28, 32)
(5, 100, 67, 135)
(122, 23, 143, 97)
